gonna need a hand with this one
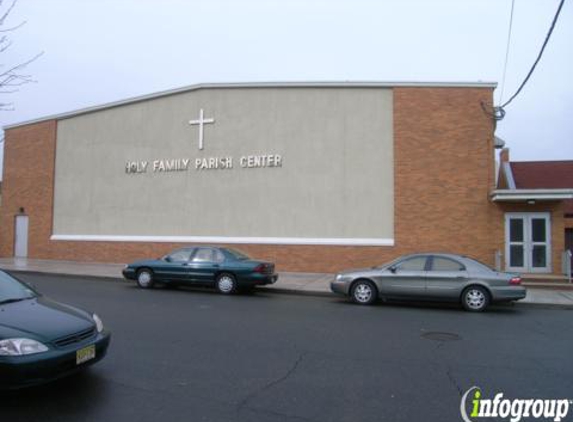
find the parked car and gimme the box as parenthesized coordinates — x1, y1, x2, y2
(0, 270, 111, 389)
(122, 246, 278, 294)
(330, 253, 526, 311)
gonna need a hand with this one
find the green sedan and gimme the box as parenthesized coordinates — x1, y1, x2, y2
(0, 270, 111, 389)
(122, 246, 278, 294)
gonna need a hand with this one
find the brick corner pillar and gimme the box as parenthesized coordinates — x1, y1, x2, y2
(0, 120, 58, 258)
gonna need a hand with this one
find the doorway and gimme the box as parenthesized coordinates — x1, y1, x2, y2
(14, 215, 29, 258)
(505, 213, 551, 273)
(566, 228, 573, 270)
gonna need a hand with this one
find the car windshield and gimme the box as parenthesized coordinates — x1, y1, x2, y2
(225, 248, 251, 260)
(0, 271, 38, 304)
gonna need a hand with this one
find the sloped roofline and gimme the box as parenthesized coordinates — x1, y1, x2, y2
(4, 80, 497, 130)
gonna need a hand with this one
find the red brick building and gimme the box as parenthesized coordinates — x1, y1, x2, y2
(1, 82, 571, 274)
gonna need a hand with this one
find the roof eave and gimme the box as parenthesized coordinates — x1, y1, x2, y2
(491, 189, 573, 202)
(3, 80, 498, 131)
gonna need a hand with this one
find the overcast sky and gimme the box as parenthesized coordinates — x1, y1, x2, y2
(0, 0, 571, 176)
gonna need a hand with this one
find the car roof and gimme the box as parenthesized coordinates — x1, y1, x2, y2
(397, 253, 494, 271)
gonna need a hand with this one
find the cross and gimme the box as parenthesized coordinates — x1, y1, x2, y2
(189, 108, 215, 150)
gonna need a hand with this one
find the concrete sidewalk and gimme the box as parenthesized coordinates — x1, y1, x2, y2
(1, 258, 572, 309)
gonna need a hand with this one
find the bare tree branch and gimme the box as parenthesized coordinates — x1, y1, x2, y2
(0, 0, 41, 111)
(0, 0, 17, 26)
(0, 51, 43, 78)
(0, 20, 26, 33)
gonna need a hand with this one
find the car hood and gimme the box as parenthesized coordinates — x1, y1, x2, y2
(0, 297, 94, 343)
(337, 267, 380, 277)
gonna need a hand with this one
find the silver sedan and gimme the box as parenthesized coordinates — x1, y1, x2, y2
(331, 253, 526, 311)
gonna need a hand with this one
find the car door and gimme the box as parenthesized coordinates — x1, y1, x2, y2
(377, 256, 429, 298)
(153, 248, 195, 282)
(424, 256, 468, 300)
(186, 248, 225, 284)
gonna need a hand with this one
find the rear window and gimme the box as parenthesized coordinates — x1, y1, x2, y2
(431, 257, 465, 271)
(464, 257, 496, 272)
(225, 248, 251, 260)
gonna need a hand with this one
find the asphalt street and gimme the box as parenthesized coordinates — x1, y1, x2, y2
(1, 273, 572, 422)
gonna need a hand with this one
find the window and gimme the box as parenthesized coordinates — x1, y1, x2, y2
(213, 249, 225, 263)
(431, 257, 465, 272)
(225, 248, 250, 260)
(396, 257, 427, 271)
(167, 249, 193, 263)
(192, 248, 214, 262)
(191, 248, 225, 263)
(0, 272, 37, 302)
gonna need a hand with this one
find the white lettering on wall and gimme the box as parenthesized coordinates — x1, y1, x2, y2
(240, 154, 282, 168)
(195, 157, 233, 170)
(125, 154, 283, 175)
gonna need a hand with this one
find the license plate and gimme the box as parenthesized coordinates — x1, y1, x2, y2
(76, 345, 96, 365)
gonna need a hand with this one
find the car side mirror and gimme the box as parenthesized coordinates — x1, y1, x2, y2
(164, 256, 172, 262)
(389, 266, 397, 273)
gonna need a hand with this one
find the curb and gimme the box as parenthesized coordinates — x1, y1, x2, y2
(6, 268, 573, 310)
(6, 269, 126, 284)
(257, 286, 334, 298)
(515, 302, 573, 311)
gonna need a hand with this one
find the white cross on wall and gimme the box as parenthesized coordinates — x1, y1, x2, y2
(189, 108, 215, 150)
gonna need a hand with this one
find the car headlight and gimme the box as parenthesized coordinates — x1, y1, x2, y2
(0, 338, 49, 356)
(335, 274, 344, 281)
(93, 313, 104, 333)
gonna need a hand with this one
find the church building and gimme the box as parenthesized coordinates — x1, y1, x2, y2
(1, 82, 571, 274)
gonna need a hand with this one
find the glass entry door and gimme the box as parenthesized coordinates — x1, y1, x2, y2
(505, 213, 551, 273)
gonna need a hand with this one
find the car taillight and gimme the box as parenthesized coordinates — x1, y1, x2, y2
(509, 277, 522, 285)
(253, 264, 267, 273)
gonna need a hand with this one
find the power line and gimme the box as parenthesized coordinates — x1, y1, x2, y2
(499, 0, 516, 105)
(499, 0, 566, 109)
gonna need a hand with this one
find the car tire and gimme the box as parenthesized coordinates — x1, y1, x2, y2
(461, 286, 490, 312)
(351, 280, 378, 305)
(136, 268, 155, 289)
(215, 273, 238, 295)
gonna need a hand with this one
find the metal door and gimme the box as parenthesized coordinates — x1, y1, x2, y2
(377, 256, 428, 297)
(424, 256, 468, 299)
(14, 215, 29, 258)
(186, 248, 223, 284)
(505, 213, 551, 273)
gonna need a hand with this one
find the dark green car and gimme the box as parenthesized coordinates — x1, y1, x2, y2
(122, 246, 278, 294)
(0, 270, 111, 389)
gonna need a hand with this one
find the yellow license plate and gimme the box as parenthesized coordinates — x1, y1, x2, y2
(76, 345, 96, 365)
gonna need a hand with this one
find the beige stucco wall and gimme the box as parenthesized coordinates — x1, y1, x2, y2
(53, 87, 394, 242)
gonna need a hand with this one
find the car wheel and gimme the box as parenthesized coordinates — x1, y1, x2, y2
(351, 280, 377, 305)
(462, 286, 490, 312)
(216, 273, 238, 295)
(136, 268, 155, 289)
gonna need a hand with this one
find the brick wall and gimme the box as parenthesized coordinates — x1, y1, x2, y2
(2, 87, 534, 273)
(0, 121, 57, 258)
